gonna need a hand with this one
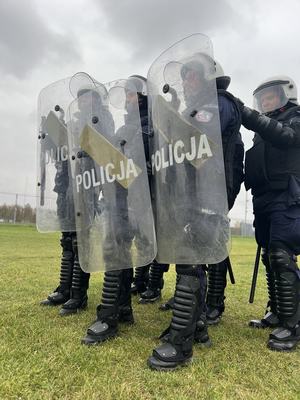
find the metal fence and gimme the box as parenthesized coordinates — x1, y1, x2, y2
(0, 191, 255, 236)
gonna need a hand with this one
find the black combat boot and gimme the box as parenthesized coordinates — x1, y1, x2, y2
(194, 313, 211, 347)
(60, 235, 90, 316)
(40, 232, 74, 306)
(131, 265, 150, 295)
(249, 248, 279, 329)
(139, 262, 169, 304)
(148, 265, 202, 371)
(206, 259, 228, 325)
(267, 247, 300, 351)
(159, 296, 175, 311)
(82, 268, 133, 345)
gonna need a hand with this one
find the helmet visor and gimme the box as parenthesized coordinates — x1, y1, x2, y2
(253, 82, 288, 113)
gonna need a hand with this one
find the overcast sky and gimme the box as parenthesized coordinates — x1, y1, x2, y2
(1, 0, 300, 222)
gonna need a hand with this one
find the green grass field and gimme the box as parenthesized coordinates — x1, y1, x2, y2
(0, 224, 299, 400)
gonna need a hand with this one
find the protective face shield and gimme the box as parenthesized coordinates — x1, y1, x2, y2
(253, 76, 298, 114)
(180, 53, 217, 103)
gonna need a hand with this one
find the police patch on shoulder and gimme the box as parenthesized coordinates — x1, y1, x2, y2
(195, 110, 213, 122)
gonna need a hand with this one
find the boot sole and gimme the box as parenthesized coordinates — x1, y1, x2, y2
(59, 304, 87, 317)
(267, 339, 299, 352)
(139, 296, 161, 304)
(40, 300, 67, 307)
(147, 356, 192, 371)
(81, 331, 117, 346)
(248, 321, 279, 329)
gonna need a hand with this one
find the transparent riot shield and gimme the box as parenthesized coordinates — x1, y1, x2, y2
(67, 77, 156, 272)
(148, 33, 230, 264)
(36, 77, 75, 232)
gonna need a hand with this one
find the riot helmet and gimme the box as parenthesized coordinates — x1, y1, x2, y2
(253, 75, 298, 114)
(214, 60, 231, 90)
(179, 53, 218, 106)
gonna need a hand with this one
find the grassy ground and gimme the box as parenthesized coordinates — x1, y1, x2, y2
(0, 224, 299, 400)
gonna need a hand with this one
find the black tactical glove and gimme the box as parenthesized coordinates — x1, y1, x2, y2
(240, 104, 299, 148)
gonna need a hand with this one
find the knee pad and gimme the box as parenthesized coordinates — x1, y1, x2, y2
(261, 248, 269, 267)
(176, 264, 199, 277)
(269, 244, 297, 272)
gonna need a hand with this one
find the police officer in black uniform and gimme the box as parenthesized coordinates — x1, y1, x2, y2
(40, 89, 90, 316)
(81, 76, 153, 345)
(242, 76, 300, 351)
(158, 62, 244, 324)
(148, 57, 242, 370)
(205, 62, 244, 325)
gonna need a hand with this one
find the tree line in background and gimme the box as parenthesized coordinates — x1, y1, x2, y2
(0, 203, 36, 224)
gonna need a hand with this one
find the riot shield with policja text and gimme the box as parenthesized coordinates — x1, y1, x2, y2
(36, 77, 75, 232)
(67, 78, 156, 272)
(148, 33, 230, 264)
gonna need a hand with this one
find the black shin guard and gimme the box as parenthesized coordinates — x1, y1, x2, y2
(40, 232, 74, 306)
(119, 268, 134, 323)
(249, 248, 279, 329)
(267, 245, 300, 351)
(60, 234, 90, 316)
(131, 265, 150, 295)
(206, 259, 227, 324)
(139, 262, 169, 304)
(148, 265, 202, 371)
(82, 269, 132, 345)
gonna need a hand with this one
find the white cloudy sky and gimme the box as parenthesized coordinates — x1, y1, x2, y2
(1, 0, 300, 221)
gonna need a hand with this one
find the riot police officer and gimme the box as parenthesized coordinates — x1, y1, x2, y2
(39, 78, 90, 316)
(242, 76, 300, 351)
(158, 62, 244, 325)
(81, 75, 155, 345)
(205, 62, 244, 325)
(147, 35, 231, 370)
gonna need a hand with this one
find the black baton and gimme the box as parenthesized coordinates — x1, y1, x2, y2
(227, 257, 235, 284)
(249, 245, 261, 303)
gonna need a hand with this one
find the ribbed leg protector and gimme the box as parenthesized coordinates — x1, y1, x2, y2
(206, 260, 227, 309)
(119, 268, 134, 323)
(70, 234, 90, 298)
(139, 263, 169, 303)
(265, 259, 277, 316)
(60, 234, 90, 315)
(96, 269, 123, 324)
(267, 245, 300, 351)
(270, 249, 300, 329)
(169, 273, 199, 345)
(58, 232, 74, 291)
(82, 269, 124, 345)
(206, 259, 227, 323)
(40, 232, 74, 306)
(132, 265, 150, 294)
(148, 265, 202, 370)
